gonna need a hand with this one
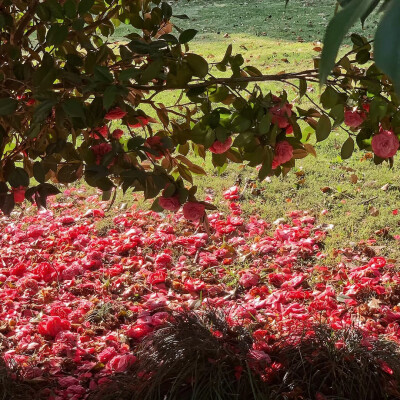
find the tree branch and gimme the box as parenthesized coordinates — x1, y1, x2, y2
(125, 69, 320, 92)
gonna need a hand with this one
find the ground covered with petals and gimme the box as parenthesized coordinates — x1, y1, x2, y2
(1, 188, 400, 399)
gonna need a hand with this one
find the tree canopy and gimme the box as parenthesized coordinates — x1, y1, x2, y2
(0, 0, 399, 217)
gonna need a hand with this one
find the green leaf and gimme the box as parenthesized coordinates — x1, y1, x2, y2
(33, 66, 58, 89)
(103, 86, 118, 111)
(320, 0, 375, 83)
(258, 113, 271, 135)
(361, 0, 380, 28)
(46, 24, 69, 46)
(320, 86, 340, 109)
(179, 29, 198, 44)
(57, 164, 81, 184)
(64, 0, 77, 19)
(231, 114, 252, 133)
(243, 66, 262, 77)
(62, 99, 86, 119)
(161, 2, 173, 19)
(119, 68, 141, 82)
(173, 14, 190, 20)
(94, 66, 113, 83)
(33, 162, 46, 184)
(0, 194, 14, 216)
(0, 98, 17, 116)
(316, 115, 332, 142)
(232, 132, 254, 147)
(258, 148, 273, 180)
(186, 54, 208, 78)
(374, 0, 400, 93)
(140, 58, 163, 84)
(8, 167, 29, 188)
(209, 86, 229, 103)
(46, 0, 64, 19)
(329, 104, 345, 128)
(341, 137, 355, 160)
(78, 0, 94, 14)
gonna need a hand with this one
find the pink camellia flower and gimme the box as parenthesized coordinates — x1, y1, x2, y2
(371, 130, 399, 159)
(155, 252, 173, 268)
(362, 103, 370, 113)
(270, 103, 293, 129)
(65, 385, 87, 396)
(98, 347, 118, 363)
(12, 186, 26, 203)
(105, 107, 127, 121)
(183, 202, 205, 221)
(344, 110, 365, 128)
(92, 143, 112, 165)
(145, 136, 168, 160)
(90, 126, 108, 139)
(159, 195, 181, 212)
(128, 115, 157, 128)
(112, 129, 124, 140)
(58, 376, 80, 387)
(126, 324, 152, 340)
(239, 271, 259, 288)
(248, 349, 271, 364)
(209, 137, 232, 154)
(272, 140, 293, 169)
(147, 271, 167, 285)
(108, 354, 136, 372)
(38, 316, 70, 338)
(223, 186, 240, 200)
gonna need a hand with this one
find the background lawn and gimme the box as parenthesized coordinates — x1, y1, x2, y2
(89, 1, 400, 263)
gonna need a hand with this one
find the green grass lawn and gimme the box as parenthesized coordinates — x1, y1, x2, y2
(98, 1, 400, 264)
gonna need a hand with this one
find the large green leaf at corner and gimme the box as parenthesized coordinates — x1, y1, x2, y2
(374, 0, 400, 93)
(320, 0, 375, 84)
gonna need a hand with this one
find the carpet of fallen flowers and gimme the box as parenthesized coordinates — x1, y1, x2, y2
(1, 185, 400, 399)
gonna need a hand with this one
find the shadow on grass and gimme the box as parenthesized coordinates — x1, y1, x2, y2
(0, 356, 46, 400)
(89, 309, 400, 400)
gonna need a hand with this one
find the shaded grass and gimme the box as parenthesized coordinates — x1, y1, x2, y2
(0, 357, 44, 400)
(114, 0, 380, 43)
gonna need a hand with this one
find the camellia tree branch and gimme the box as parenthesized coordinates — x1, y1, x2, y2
(0, 0, 399, 220)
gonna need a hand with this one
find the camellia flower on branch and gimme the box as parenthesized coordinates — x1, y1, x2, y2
(159, 195, 181, 212)
(145, 136, 169, 160)
(90, 126, 108, 139)
(209, 137, 233, 154)
(272, 140, 294, 169)
(129, 116, 157, 128)
(112, 129, 124, 140)
(344, 109, 366, 128)
(92, 143, 113, 165)
(105, 107, 127, 121)
(270, 97, 293, 130)
(12, 186, 26, 203)
(371, 130, 399, 159)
